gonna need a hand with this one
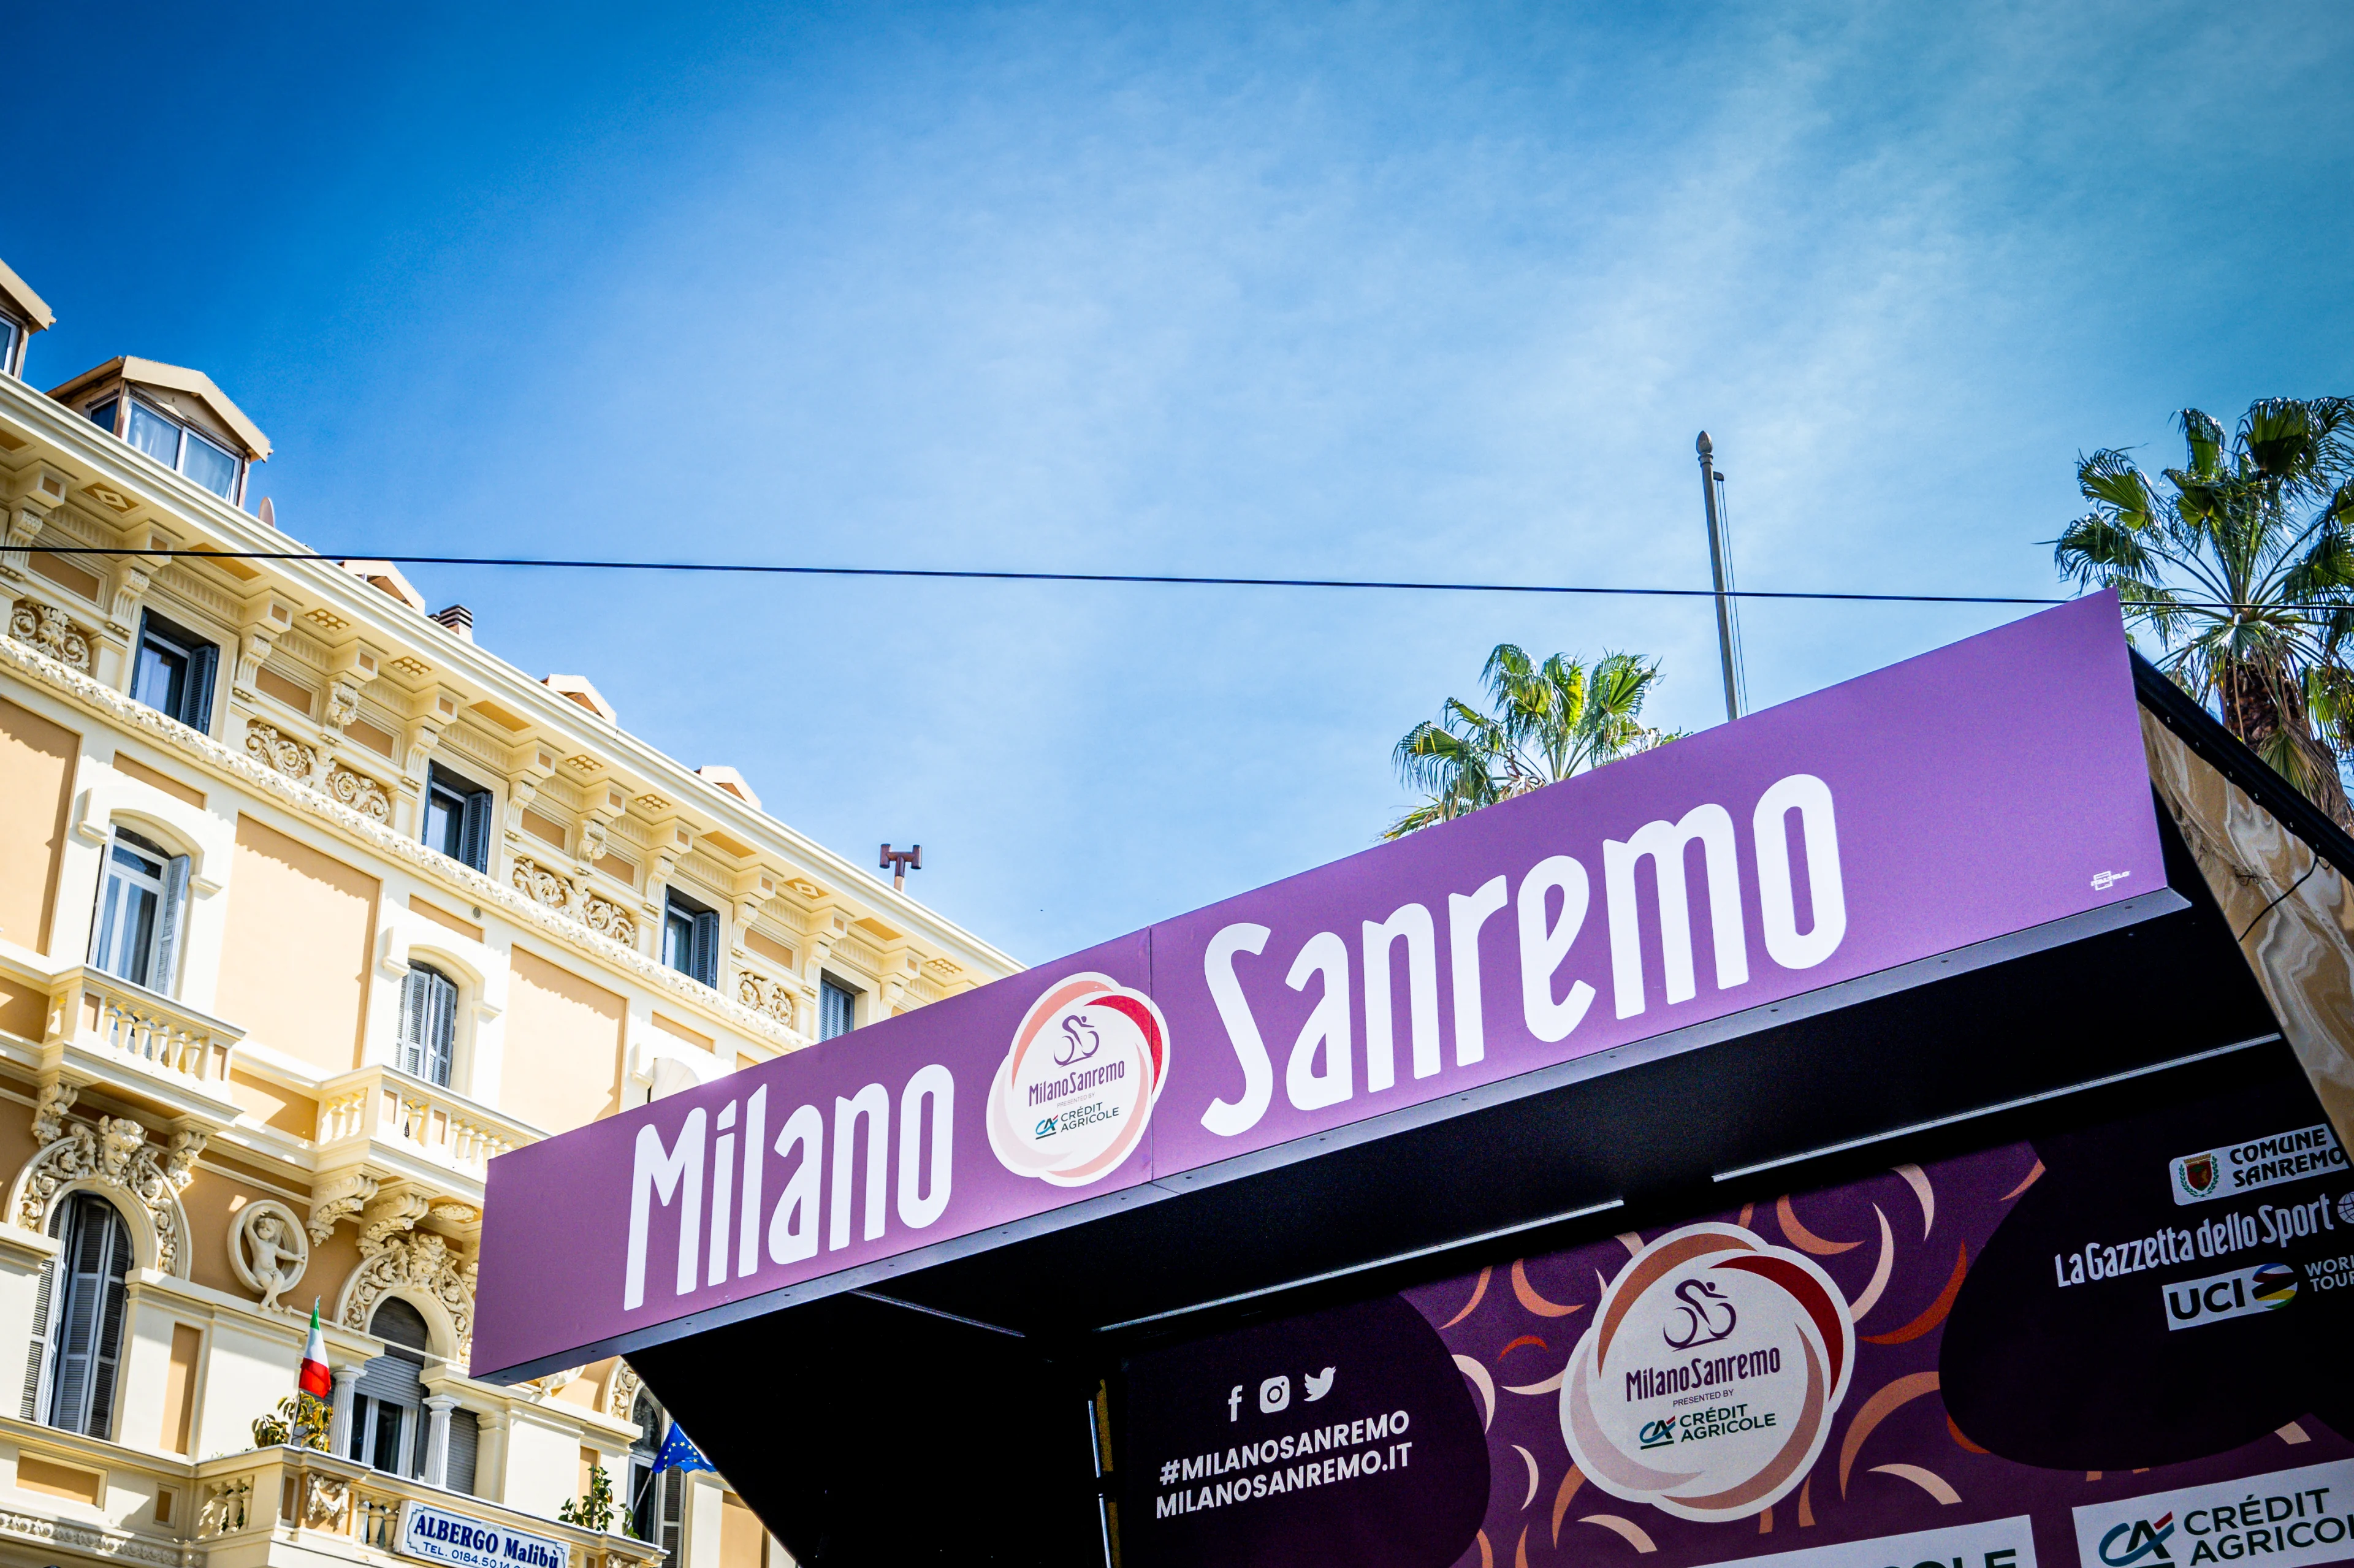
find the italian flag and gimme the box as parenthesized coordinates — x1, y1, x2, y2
(299, 1303, 331, 1398)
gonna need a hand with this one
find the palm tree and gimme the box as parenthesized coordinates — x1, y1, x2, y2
(2054, 397, 2354, 829)
(1385, 645, 1678, 839)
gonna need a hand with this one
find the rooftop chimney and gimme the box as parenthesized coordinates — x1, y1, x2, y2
(432, 604, 474, 642)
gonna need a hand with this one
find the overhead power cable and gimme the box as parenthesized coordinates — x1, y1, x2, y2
(21, 545, 2342, 612)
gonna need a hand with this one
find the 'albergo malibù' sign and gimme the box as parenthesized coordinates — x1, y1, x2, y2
(397, 1501, 569, 1568)
(472, 593, 2169, 1381)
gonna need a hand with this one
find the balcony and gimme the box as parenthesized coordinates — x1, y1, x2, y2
(314, 1067, 539, 1198)
(41, 967, 244, 1128)
(195, 1445, 662, 1568)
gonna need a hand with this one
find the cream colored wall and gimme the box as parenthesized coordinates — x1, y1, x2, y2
(501, 947, 624, 1133)
(215, 813, 379, 1073)
(0, 694, 77, 957)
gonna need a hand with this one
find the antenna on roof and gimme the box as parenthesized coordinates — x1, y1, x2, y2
(880, 844, 923, 892)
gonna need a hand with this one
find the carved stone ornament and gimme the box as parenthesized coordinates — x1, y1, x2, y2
(0, 1504, 183, 1565)
(324, 763, 391, 823)
(227, 1199, 310, 1312)
(308, 1171, 378, 1246)
(737, 972, 794, 1026)
(30, 1081, 78, 1145)
(336, 1230, 475, 1360)
(300, 1474, 349, 1531)
(245, 718, 316, 780)
(7, 1116, 196, 1277)
(513, 853, 638, 946)
(608, 1360, 645, 1420)
(9, 600, 93, 674)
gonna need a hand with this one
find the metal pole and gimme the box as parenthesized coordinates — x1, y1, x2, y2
(1697, 431, 1741, 723)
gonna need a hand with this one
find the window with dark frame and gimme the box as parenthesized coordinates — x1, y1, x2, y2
(661, 890, 719, 988)
(422, 765, 492, 872)
(820, 976, 858, 1040)
(129, 610, 218, 733)
(398, 964, 459, 1087)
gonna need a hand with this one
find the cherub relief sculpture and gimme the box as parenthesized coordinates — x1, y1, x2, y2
(229, 1200, 310, 1312)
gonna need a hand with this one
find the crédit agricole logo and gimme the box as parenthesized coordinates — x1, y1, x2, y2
(1561, 1222, 1854, 1522)
(988, 973, 1168, 1186)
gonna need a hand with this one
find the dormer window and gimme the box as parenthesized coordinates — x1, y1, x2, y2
(0, 256, 51, 379)
(47, 357, 268, 508)
(124, 400, 241, 498)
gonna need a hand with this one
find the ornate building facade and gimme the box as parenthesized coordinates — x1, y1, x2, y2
(0, 256, 1016, 1568)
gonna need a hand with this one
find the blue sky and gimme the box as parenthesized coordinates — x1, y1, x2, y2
(13, 3, 2352, 962)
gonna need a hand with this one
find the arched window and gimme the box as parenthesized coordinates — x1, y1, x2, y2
(398, 964, 459, 1086)
(91, 827, 189, 994)
(628, 1388, 684, 1565)
(36, 1193, 132, 1437)
(351, 1297, 432, 1477)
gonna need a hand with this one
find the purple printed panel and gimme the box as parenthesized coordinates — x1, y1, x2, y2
(474, 595, 2163, 1380)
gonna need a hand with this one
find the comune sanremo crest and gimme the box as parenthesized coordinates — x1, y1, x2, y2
(987, 972, 1168, 1186)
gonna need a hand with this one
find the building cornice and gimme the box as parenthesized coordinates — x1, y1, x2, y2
(0, 633, 806, 1048)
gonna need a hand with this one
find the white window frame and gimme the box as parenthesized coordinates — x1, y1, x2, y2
(90, 827, 188, 995)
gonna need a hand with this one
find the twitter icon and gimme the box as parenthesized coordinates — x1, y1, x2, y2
(1303, 1366, 1336, 1402)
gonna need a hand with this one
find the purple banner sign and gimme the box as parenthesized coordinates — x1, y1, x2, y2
(474, 594, 2169, 1380)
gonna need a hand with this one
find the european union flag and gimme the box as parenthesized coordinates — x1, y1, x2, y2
(652, 1422, 715, 1477)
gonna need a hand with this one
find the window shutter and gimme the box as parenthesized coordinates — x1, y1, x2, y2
(692, 910, 719, 986)
(446, 1408, 479, 1495)
(458, 789, 492, 872)
(20, 1254, 54, 1420)
(85, 1216, 132, 1439)
(152, 854, 191, 996)
(426, 969, 457, 1087)
(399, 970, 428, 1078)
(48, 1195, 129, 1437)
(185, 641, 218, 733)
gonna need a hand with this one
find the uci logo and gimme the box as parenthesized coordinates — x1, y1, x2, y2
(2098, 1513, 2176, 1566)
(1637, 1419, 1675, 1451)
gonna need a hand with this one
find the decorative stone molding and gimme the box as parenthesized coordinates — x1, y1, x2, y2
(9, 599, 93, 674)
(337, 1230, 475, 1360)
(229, 1198, 310, 1311)
(608, 1360, 644, 1420)
(324, 761, 391, 823)
(300, 1473, 349, 1531)
(245, 718, 316, 780)
(0, 631, 799, 1047)
(358, 1189, 433, 1252)
(737, 972, 795, 1026)
(7, 1116, 196, 1276)
(30, 1080, 77, 1145)
(308, 1171, 379, 1246)
(513, 853, 640, 947)
(0, 1505, 183, 1566)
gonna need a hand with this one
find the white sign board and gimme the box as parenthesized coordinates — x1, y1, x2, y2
(397, 1499, 571, 1568)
